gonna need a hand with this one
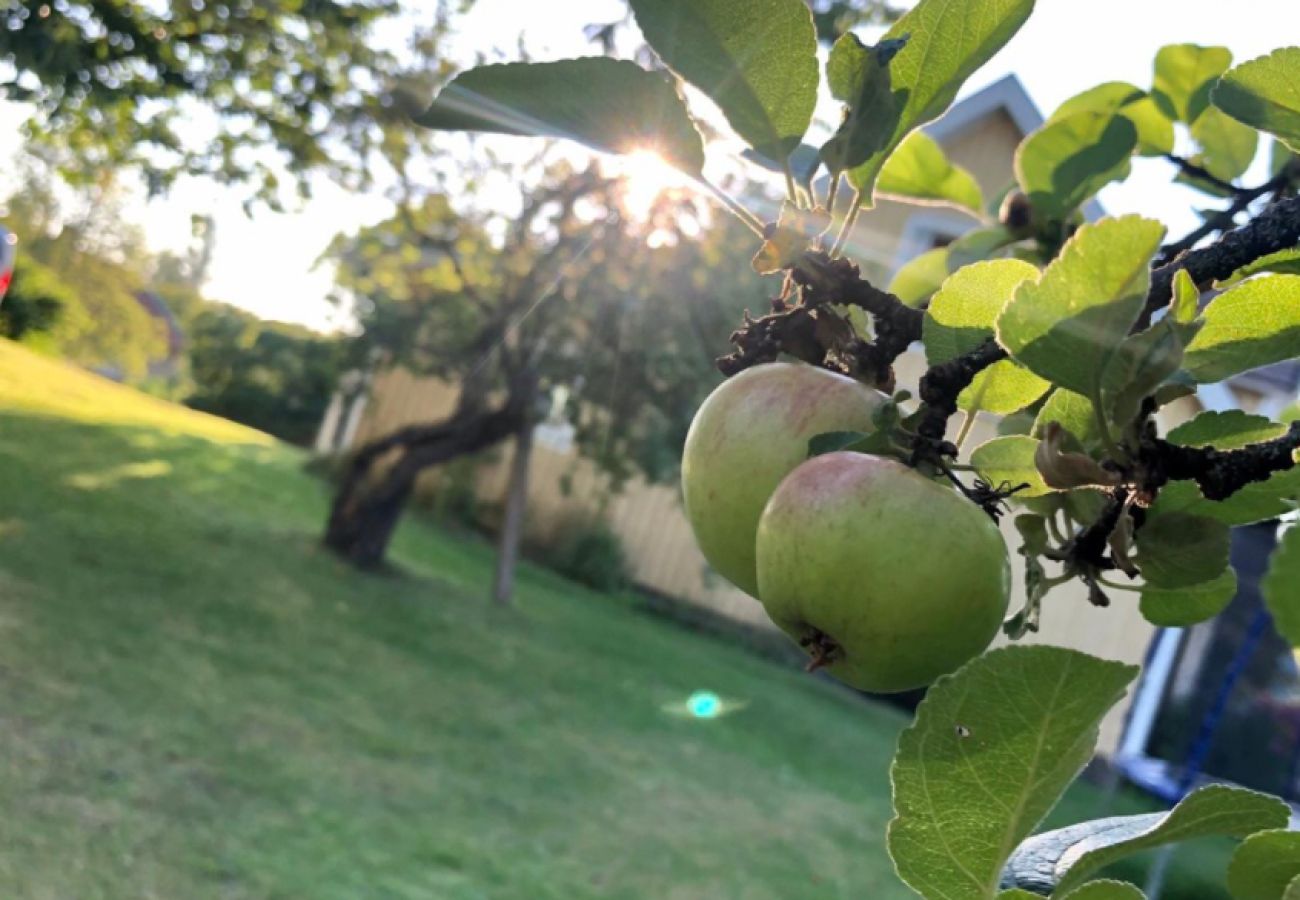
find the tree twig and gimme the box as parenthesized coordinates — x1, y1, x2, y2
(1162, 152, 1246, 198)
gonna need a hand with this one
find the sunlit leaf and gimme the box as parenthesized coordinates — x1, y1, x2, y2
(1152, 43, 1233, 124)
(821, 33, 908, 176)
(834, 0, 1035, 202)
(959, 361, 1053, 415)
(1183, 275, 1300, 383)
(1035, 389, 1102, 448)
(878, 130, 985, 214)
(925, 260, 1041, 363)
(971, 435, 1053, 496)
(888, 247, 950, 306)
(889, 646, 1137, 900)
(629, 0, 819, 161)
(1191, 105, 1259, 182)
(417, 59, 705, 174)
(1217, 248, 1300, 287)
(1016, 112, 1136, 220)
(1213, 47, 1300, 153)
(997, 216, 1165, 400)
(1050, 81, 1174, 157)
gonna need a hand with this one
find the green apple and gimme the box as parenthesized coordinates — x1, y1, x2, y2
(756, 452, 1010, 693)
(681, 363, 886, 598)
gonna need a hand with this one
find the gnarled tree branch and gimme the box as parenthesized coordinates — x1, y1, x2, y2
(1141, 193, 1300, 328)
(1147, 422, 1300, 500)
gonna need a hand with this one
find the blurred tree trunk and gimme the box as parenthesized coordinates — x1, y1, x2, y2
(323, 401, 522, 569)
(491, 413, 536, 606)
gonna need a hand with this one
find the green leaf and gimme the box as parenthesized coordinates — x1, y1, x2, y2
(1141, 569, 1238, 626)
(925, 260, 1042, 363)
(1171, 267, 1201, 323)
(1273, 139, 1300, 176)
(821, 33, 909, 175)
(878, 130, 985, 213)
(1061, 883, 1146, 899)
(1191, 105, 1260, 182)
(888, 247, 950, 306)
(1102, 292, 1203, 426)
(1213, 48, 1300, 154)
(1167, 410, 1288, 449)
(1134, 512, 1231, 588)
(1016, 112, 1137, 220)
(971, 435, 1053, 496)
(949, 225, 1019, 269)
(1218, 248, 1300, 287)
(629, 0, 818, 161)
(1016, 513, 1050, 554)
(1263, 524, 1300, 647)
(807, 430, 870, 458)
(836, 0, 1035, 201)
(1000, 892, 1045, 900)
(959, 361, 1053, 415)
(1152, 43, 1233, 124)
(1051, 81, 1174, 157)
(1183, 275, 1300, 383)
(1052, 784, 1286, 895)
(997, 216, 1166, 401)
(889, 646, 1137, 900)
(1036, 389, 1102, 448)
(1228, 830, 1300, 900)
(417, 59, 705, 174)
(1151, 470, 1300, 527)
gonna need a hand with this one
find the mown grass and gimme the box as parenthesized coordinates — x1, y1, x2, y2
(0, 340, 1228, 898)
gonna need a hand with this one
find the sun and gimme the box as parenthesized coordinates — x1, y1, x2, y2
(614, 149, 689, 219)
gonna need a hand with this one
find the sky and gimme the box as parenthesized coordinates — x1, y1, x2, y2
(2, 0, 1295, 331)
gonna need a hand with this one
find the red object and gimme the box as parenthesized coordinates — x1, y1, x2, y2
(0, 269, 11, 299)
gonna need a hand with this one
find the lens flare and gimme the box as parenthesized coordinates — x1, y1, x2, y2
(661, 690, 746, 720)
(688, 690, 721, 719)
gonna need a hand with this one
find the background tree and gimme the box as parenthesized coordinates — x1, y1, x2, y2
(1, 0, 460, 205)
(321, 158, 763, 599)
(3, 171, 168, 379)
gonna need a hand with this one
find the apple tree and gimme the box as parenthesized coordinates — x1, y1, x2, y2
(320, 159, 764, 603)
(418, 0, 1300, 894)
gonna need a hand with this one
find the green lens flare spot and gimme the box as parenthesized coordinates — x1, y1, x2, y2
(687, 690, 721, 719)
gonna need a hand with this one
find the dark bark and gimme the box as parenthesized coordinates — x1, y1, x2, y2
(1148, 421, 1300, 500)
(1140, 193, 1300, 328)
(323, 401, 525, 568)
(913, 338, 1008, 447)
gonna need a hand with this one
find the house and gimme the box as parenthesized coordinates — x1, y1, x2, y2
(316, 75, 1300, 780)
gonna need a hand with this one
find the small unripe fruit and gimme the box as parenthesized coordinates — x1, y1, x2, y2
(681, 363, 886, 597)
(756, 452, 1010, 693)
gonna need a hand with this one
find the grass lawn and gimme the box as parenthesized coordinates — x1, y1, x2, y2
(0, 339, 1232, 898)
